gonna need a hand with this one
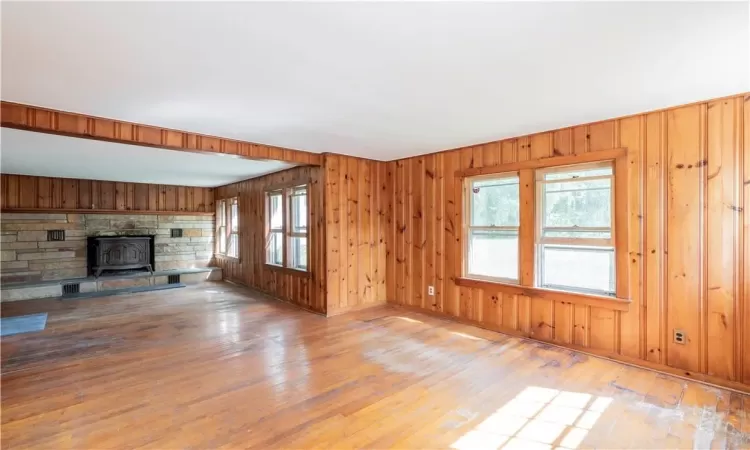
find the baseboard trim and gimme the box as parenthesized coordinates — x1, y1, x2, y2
(390, 303, 750, 394)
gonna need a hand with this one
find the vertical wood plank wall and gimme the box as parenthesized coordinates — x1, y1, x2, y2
(386, 94, 749, 388)
(323, 154, 388, 315)
(214, 166, 326, 314)
(0, 174, 214, 212)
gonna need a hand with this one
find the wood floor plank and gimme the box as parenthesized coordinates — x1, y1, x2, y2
(2, 283, 748, 449)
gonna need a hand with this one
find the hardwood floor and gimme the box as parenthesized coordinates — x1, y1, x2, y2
(2, 283, 748, 449)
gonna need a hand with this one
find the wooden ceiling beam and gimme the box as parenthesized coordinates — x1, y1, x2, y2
(0, 101, 321, 166)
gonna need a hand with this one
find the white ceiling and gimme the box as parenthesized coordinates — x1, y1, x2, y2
(0, 128, 295, 187)
(1, 2, 748, 161)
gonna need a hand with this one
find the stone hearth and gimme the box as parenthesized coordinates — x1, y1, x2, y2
(1, 213, 214, 283)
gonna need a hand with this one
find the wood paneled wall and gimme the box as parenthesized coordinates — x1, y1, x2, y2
(214, 166, 326, 314)
(0, 174, 214, 213)
(323, 154, 388, 315)
(386, 93, 749, 390)
(2, 102, 320, 165)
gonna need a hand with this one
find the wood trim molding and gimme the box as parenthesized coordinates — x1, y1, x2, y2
(260, 176, 312, 193)
(455, 148, 627, 178)
(455, 277, 631, 311)
(1, 101, 321, 166)
(0, 207, 214, 216)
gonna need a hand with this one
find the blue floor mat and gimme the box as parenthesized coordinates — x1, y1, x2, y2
(0, 313, 48, 337)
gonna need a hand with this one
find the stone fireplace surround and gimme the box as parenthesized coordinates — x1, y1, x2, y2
(1, 213, 214, 284)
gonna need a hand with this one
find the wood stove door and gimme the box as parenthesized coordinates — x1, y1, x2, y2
(100, 241, 148, 266)
(93, 237, 153, 276)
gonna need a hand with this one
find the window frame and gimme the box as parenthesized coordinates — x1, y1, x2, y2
(265, 183, 310, 273)
(455, 147, 631, 308)
(462, 172, 520, 284)
(535, 161, 615, 297)
(216, 196, 240, 260)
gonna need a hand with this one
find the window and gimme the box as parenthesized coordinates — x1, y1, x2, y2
(228, 197, 239, 258)
(464, 173, 520, 282)
(536, 162, 614, 296)
(216, 197, 240, 258)
(266, 191, 283, 266)
(217, 199, 227, 254)
(265, 184, 308, 271)
(459, 149, 627, 301)
(289, 186, 308, 270)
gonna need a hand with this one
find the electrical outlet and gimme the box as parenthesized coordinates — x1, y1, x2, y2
(428, 286, 435, 296)
(673, 329, 686, 345)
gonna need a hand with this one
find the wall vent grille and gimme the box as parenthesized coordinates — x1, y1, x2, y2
(47, 230, 65, 241)
(168, 274, 181, 284)
(171, 229, 183, 238)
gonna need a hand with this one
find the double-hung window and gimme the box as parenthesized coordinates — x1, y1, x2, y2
(288, 186, 308, 271)
(216, 197, 240, 258)
(462, 155, 622, 300)
(465, 174, 520, 282)
(536, 162, 614, 296)
(266, 184, 309, 271)
(266, 190, 284, 266)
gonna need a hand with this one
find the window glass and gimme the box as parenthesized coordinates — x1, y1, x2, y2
(290, 236, 307, 270)
(267, 232, 283, 265)
(468, 230, 518, 280)
(228, 233, 238, 258)
(470, 177, 519, 227)
(269, 192, 282, 230)
(230, 201, 239, 233)
(291, 188, 307, 233)
(542, 177, 611, 228)
(217, 200, 227, 254)
(539, 245, 614, 294)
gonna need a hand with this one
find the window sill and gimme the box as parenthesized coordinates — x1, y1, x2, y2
(264, 264, 312, 278)
(455, 277, 630, 311)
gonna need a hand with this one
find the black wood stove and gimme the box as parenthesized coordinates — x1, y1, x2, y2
(88, 236, 155, 277)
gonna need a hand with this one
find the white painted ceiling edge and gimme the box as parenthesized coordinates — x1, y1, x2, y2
(0, 129, 295, 188)
(1, 2, 748, 161)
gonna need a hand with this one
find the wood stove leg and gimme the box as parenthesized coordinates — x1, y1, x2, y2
(146, 264, 153, 275)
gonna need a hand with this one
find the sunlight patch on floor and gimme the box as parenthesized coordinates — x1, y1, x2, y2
(451, 387, 612, 450)
(450, 331, 487, 341)
(393, 316, 424, 324)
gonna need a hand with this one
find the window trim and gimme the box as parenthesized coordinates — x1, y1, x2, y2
(216, 196, 240, 261)
(456, 147, 631, 308)
(462, 171, 520, 284)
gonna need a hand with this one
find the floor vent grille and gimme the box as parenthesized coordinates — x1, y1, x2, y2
(62, 283, 80, 296)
